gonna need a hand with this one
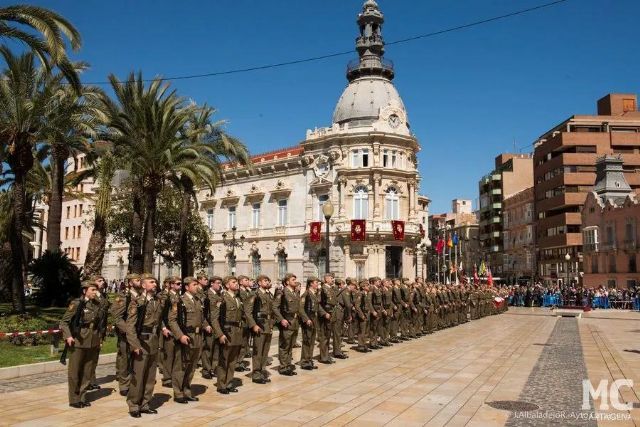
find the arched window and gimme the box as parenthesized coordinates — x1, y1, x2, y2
(385, 187, 399, 220)
(252, 252, 261, 277)
(277, 251, 288, 280)
(353, 186, 368, 220)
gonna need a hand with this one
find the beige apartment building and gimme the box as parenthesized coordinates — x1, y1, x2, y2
(478, 154, 533, 276)
(534, 93, 640, 285)
(502, 187, 535, 283)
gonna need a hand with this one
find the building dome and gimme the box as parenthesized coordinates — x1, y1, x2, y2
(332, 76, 408, 126)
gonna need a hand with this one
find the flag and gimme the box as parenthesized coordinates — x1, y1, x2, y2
(479, 260, 487, 276)
(447, 236, 453, 248)
(391, 220, 405, 241)
(419, 224, 425, 238)
(351, 219, 366, 241)
(453, 232, 459, 246)
(487, 268, 493, 287)
(436, 238, 445, 254)
(309, 221, 322, 242)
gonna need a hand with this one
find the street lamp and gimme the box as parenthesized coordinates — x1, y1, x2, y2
(322, 201, 334, 274)
(564, 252, 571, 286)
(222, 226, 245, 276)
(424, 238, 432, 280)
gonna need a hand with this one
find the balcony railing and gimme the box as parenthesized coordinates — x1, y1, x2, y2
(624, 239, 636, 250)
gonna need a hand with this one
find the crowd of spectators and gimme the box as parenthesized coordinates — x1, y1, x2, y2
(501, 283, 640, 310)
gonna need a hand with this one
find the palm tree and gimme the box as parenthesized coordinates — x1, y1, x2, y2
(41, 76, 102, 253)
(174, 105, 250, 277)
(82, 143, 116, 277)
(0, 4, 82, 90)
(102, 72, 195, 273)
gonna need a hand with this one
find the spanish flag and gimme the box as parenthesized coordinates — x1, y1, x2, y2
(447, 236, 453, 248)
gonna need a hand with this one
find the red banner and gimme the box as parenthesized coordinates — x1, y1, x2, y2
(309, 221, 322, 242)
(391, 220, 405, 241)
(351, 219, 366, 241)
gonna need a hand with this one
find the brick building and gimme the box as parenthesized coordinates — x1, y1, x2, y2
(478, 154, 533, 275)
(582, 156, 640, 289)
(534, 93, 640, 285)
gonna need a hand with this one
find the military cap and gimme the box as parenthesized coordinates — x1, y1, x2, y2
(282, 272, 297, 284)
(196, 273, 208, 280)
(89, 275, 105, 281)
(183, 276, 198, 285)
(126, 273, 141, 280)
(307, 276, 320, 286)
(209, 276, 223, 283)
(81, 280, 97, 289)
(256, 274, 271, 282)
(323, 272, 335, 279)
(222, 275, 238, 286)
(140, 273, 157, 281)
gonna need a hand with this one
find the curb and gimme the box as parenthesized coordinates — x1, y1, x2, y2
(0, 352, 116, 381)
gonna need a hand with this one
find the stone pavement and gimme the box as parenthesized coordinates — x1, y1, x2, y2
(0, 307, 638, 426)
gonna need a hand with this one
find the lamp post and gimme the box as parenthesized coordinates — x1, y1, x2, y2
(322, 201, 334, 274)
(424, 238, 432, 280)
(222, 226, 245, 276)
(564, 252, 571, 287)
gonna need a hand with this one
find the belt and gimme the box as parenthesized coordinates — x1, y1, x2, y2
(224, 321, 241, 326)
(256, 314, 271, 320)
(184, 326, 201, 334)
(81, 322, 96, 329)
(141, 326, 157, 334)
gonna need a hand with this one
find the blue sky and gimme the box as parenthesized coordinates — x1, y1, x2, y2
(21, 0, 640, 213)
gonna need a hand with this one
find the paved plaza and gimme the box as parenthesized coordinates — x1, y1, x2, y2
(1, 307, 639, 426)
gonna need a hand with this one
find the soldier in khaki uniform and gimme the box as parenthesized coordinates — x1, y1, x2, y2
(243, 275, 274, 384)
(333, 279, 351, 359)
(354, 280, 372, 353)
(237, 275, 253, 372)
(168, 277, 211, 403)
(124, 273, 164, 417)
(318, 273, 335, 364)
(368, 278, 383, 349)
(201, 276, 223, 379)
(110, 273, 141, 396)
(272, 273, 300, 375)
(60, 280, 101, 408)
(346, 279, 358, 344)
(158, 276, 181, 387)
(300, 277, 324, 370)
(86, 276, 109, 391)
(211, 276, 244, 394)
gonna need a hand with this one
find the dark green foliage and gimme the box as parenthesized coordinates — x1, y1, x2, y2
(29, 251, 82, 307)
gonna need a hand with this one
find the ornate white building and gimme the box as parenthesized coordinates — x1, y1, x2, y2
(35, 0, 430, 283)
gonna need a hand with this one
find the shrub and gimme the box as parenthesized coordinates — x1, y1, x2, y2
(29, 251, 82, 307)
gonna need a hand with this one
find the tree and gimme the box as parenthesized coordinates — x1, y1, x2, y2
(102, 73, 210, 273)
(0, 4, 82, 91)
(173, 105, 250, 277)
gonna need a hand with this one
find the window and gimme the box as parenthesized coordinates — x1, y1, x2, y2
(228, 206, 236, 228)
(391, 150, 397, 168)
(382, 149, 388, 167)
(351, 148, 369, 167)
(356, 262, 365, 281)
(609, 254, 617, 273)
(278, 200, 287, 226)
(251, 203, 261, 229)
(629, 256, 637, 273)
(625, 222, 634, 242)
(381, 149, 397, 167)
(252, 253, 261, 277)
(353, 186, 368, 220)
(79, 204, 83, 216)
(317, 194, 329, 221)
(76, 247, 81, 260)
(591, 255, 599, 274)
(77, 226, 81, 239)
(277, 252, 287, 281)
(385, 188, 399, 220)
(73, 205, 77, 218)
(206, 209, 214, 231)
(317, 249, 326, 276)
(64, 227, 69, 240)
(66, 206, 70, 219)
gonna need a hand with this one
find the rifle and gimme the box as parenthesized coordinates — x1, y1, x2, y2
(203, 294, 211, 326)
(303, 293, 313, 327)
(60, 300, 86, 365)
(219, 298, 231, 340)
(128, 300, 147, 374)
(252, 294, 264, 332)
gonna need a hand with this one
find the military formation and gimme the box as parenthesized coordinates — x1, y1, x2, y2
(59, 272, 506, 417)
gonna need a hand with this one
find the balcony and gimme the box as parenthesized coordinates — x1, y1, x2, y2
(275, 226, 287, 235)
(536, 192, 587, 213)
(624, 239, 636, 251)
(537, 232, 583, 249)
(491, 202, 502, 210)
(492, 174, 501, 181)
(491, 188, 502, 195)
(537, 212, 582, 230)
(583, 242, 599, 253)
(491, 216, 501, 224)
(491, 231, 501, 238)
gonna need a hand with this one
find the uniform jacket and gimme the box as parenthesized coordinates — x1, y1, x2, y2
(60, 297, 101, 349)
(125, 293, 165, 355)
(212, 291, 244, 346)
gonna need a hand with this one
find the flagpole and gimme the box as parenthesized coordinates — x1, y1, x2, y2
(455, 239, 458, 285)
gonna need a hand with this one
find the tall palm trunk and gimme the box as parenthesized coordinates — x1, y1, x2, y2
(142, 187, 160, 273)
(7, 140, 33, 313)
(83, 156, 114, 277)
(46, 145, 67, 252)
(130, 186, 144, 274)
(178, 177, 194, 278)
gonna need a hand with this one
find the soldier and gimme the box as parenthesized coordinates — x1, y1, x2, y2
(399, 279, 411, 339)
(211, 276, 244, 394)
(272, 273, 300, 376)
(237, 276, 253, 369)
(168, 276, 211, 403)
(243, 275, 274, 384)
(110, 273, 141, 396)
(389, 279, 402, 343)
(369, 277, 382, 349)
(124, 273, 164, 418)
(333, 278, 351, 359)
(318, 273, 335, 364)
(380, 279, 393, 346)
(345, 279, 358, 344)
(353, 280, 372, 353)
(60, 280, 102, 408)
(87, 275, 109, 391)
(158, 276, 181, 388)
(201, 276, 223, 379)
(300, 277, 324, 370)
